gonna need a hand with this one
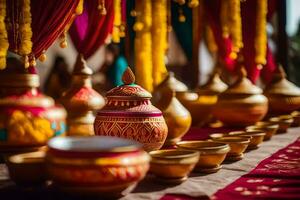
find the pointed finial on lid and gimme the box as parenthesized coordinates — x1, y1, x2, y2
(277, 64, 286, 79)
(73, 54, 93, 75)
(122, 67, 135, 85)
(239, 66, 247, 78)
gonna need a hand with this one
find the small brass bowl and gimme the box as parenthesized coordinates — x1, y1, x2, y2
(149, 149, 199, 183)
(291, 111, 300, 127)
(229, 130, 265, 150)
(246, 122, 279, 140)
(176, 141, 230, 173)
(6, 151, 46, 185)
(212, 137, 250, 161)
(269, 115, 293, 133)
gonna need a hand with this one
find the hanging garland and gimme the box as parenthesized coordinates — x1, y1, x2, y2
(19, 0, 33, 68)
(112, 0, 121, 43)
(255, 0, 268, 66)
(134, 0, 153, 92)
(152, 0, 168, 86)
(205, 25, 218, 57)
(0, 0, 8, 69)
(228, 0, 242, 53)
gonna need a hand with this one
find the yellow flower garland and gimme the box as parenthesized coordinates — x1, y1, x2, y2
(228, 0, 242, 52)
(220, 0, 229, 38)
(205, 25, 218, 56)
(75, 0, 84, 15)
(112, 0, 121, 43)
(152, 0, 168, 86)
(19, 0, 32, 63)
(0, 0, 8, 70)
(134, 0, 153, 92)
(255, 0, 267, 65)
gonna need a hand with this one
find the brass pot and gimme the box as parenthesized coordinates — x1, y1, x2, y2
(213, 67, 268, 126)
(152, 76, 191, 146)
(229, 130, 266, 150)
(269, 115, 293, 133)
(94, 68, 168, 151)
(61, 55, 105, 136)
(246, 122, 279, 140)
(264, 66, 300, 115)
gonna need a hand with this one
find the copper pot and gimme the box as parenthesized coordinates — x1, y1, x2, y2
(94, 68, 168, 151)
(264, 66, 300, 115)
(213, 67, 268, 126)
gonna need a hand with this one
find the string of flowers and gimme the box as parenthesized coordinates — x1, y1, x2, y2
(255, 0, 268, 66)
(228, 0, 242, 53)
(75, 0, 84, 15)
(112, 0, 121, 43)
(220, 0, 229, 38)
(134, 0, 153, 92)
(19, 0, 32, 68)
(0, 0, 8, 69)
(205, 25, 218, 57)
(152, 0, 168, 86)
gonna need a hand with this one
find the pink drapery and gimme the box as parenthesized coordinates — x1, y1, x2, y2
(6, 0, 79, 59)
(204, 0, 278, 83)
(69, 0, 114, 59)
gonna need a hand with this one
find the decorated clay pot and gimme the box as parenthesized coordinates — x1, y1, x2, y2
(213, 67, 268, 126)
(0, 68, 66, 152)
(264, 66, 300, 115)
(60, 55, 105, 136)
(94, 67, 168, 151)
(152, 76, 191, 145)
(46, 136, 149, 197)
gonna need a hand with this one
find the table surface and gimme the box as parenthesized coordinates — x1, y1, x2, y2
(1, 127, 300, 200)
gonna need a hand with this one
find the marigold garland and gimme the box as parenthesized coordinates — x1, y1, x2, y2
(75, 0, 84, 15)
(152, 0, 168, 86)
(19, 0, 32, 64)
(228, 0, 242, 52)
(112, 0, 121, 43)
(134, 0, 153, 92)
(220, 0, 229, 38)
(0, 0, 8, 70)
(255, 0, 268, 65)
(205, 25, 218, 56)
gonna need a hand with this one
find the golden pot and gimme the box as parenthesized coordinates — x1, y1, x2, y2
(94, 68, 168, 152)
(6, 151, 46, 185)
(212, 137, 250, 161)
(246, 122, 279, 140)
(152, 76, 192, 146)
(264, 66, 300, 115)
(229, 130, 265, 150)
(269, 115, 293, 133)
(176, 141, 230, 173)
(213, 67, 268, 126)
(0, 70, 67, 152)
(61, 55, 105, 136)
(46, 136, 149, 197)
(149, 149, 199, 183)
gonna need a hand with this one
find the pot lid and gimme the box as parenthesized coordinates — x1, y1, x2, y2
(0, 90, 54, 108)
(106, 67, 152, 98)
(156, 72, 188, 92)
(264, 66, 300, 96)
(224, 67, 262, 95)
(198, 69, 228, 95)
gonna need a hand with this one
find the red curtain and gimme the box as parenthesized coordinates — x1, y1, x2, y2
(69, 0, 114, 59)
(6, 0, 79, 58)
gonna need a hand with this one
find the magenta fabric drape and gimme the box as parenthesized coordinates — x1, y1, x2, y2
(69, 0, 114, 59)
(6, 0, 79, 58)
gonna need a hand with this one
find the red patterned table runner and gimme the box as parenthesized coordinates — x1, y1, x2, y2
(212, 137, 300, 200)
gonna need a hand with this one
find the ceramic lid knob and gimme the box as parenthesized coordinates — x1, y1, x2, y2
(122, 67, 135, 85)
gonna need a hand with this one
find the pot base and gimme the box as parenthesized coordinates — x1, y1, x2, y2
(225, 154, 244, 161)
